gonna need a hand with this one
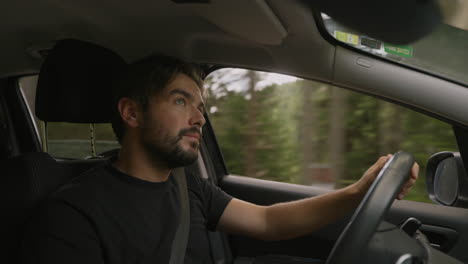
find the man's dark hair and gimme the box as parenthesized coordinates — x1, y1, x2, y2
(111, 54, 205, 144)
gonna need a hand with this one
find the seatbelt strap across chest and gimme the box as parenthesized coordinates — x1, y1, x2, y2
(169, 167, 190, 264)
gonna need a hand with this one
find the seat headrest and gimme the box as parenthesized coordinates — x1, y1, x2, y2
(35, 39, 127, 123)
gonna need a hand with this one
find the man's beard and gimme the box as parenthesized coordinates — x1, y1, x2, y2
(141, 121, 200, 169)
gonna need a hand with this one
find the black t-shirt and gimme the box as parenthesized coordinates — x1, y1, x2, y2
(21, 161, 232, 264)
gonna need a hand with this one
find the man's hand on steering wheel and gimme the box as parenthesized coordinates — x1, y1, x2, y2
(327, 152, 421, 264)
(353, 154, 420, 201)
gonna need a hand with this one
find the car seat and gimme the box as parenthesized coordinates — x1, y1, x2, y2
(3, 39, 233, 264)
(0, 39, 127, 264)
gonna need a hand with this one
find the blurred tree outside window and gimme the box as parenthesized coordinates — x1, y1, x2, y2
(205, 68, 459, 204)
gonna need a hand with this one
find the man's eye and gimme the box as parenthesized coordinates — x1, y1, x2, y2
(175, 98, 186, 105)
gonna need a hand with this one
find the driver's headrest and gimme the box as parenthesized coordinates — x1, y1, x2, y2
(35, 39, 127, 123)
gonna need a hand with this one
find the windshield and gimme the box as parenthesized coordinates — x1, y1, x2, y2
(321, 13, 468, 86)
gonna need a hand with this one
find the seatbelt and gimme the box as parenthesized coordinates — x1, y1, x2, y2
(169, 167, 190, 264)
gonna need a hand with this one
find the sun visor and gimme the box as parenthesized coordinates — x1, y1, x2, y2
(35, 39, 127, 123)
(189, 0, 287, 45)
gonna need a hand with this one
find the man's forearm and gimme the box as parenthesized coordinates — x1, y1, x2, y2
(260, 155, 398, 241)
(218, 155, 415, 241)
(263, 184, 363, 241)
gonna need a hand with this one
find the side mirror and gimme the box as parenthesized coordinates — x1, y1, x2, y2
(426, 152, 468, 208)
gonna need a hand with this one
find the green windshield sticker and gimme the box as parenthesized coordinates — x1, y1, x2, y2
(384, 44, 413, 58)
(334, 31, 359, 45)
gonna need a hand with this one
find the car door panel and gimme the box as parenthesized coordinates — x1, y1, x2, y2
(387, 201, 468, 262)
(221, 175, 349, 259)
(220, 174, 468, 263)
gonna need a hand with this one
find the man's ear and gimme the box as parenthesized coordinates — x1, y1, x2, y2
(117, 97, 142, 128)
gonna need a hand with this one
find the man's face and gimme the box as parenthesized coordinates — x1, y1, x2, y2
(139, 73, 206, 169)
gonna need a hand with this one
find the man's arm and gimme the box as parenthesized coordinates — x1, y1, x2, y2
(217, 155, 419, 241)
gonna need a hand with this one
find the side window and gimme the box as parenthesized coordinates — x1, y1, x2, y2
(205, 68, 459, 203)
(18, 75, 119, 159)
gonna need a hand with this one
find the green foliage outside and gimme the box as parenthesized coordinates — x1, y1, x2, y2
(43, 123, 119, 159)
(210, 85, 301, 182)
(49, 140, 120, 159)
(206, 70, 458, 204)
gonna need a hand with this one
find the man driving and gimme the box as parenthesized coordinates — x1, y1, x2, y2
(21, 54, 419, 264)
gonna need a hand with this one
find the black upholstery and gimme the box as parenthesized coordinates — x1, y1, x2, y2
(2, 39, 125, 263)
(2, 152, 106, 263)
(36, 39, 127, 123)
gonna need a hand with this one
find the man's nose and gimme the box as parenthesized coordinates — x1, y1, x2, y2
(190, 106, 206, 128)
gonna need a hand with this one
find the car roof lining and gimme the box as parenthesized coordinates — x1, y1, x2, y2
(0, 0, 334, 83)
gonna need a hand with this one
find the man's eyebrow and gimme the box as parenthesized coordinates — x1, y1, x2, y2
(169, 88, 193, 100)
(169, 88, 206, 113)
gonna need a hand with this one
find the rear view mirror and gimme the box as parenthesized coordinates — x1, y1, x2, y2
(308, 0, 441, 44)
(426, 152, 468, 208)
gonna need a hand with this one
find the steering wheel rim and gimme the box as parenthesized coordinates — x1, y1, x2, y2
(326, 151, 415, 264)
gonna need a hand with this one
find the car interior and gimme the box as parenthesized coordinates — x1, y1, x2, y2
(2, 0, 468, 263)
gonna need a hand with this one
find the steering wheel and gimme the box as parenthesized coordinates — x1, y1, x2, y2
(326, 151, 415, 264)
